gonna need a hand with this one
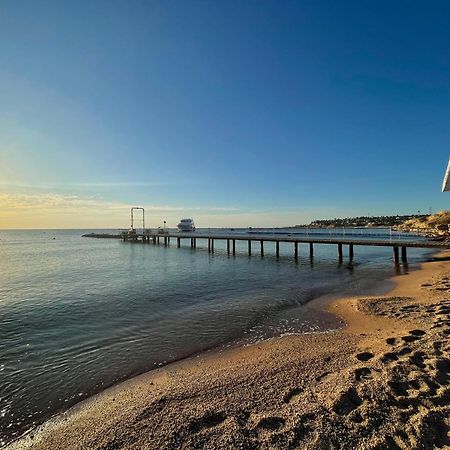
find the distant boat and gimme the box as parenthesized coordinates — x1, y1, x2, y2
(177, 218, 195, 232)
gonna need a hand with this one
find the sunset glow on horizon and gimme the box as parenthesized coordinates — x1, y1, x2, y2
(1, 1, 449, 229)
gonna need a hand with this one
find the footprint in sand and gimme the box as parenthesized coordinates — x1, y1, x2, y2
(427, 358, 449, 386)
(428, 386, 450, 407)
(381, 352, 399, 363)
(420, 376, 440, 396)
(285, 413, 315, 448)
(234, 410, 250, 426)
(316, 371, 332, 382)
(401, 335, 421, 343)
(354, 367, 372, 381)
(432, 341, 444, 357)
(257, 416, 286, 431)
(332, 387, 363, 416)
(435, 359, 450, 378)
(283, 387, 303, 404)
(188, 411, 227, 433)
(408, 352, 426, 369)
(388, 380, 410, 397)
(135, 396, 168, 422)
(398, 346, 412, 356)
(409, 329, 426, 336)
(355, 352, 374, 362)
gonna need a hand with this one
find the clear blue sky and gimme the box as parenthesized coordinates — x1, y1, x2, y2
(0, 0, 449, 228)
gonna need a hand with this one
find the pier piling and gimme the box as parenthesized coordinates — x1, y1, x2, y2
(276, 241, 280, 257)
(232, 240, 236, 255)
(349, 244, 354, 261)
(260, 240, 264, 257)
(309, 243, 314, 258)
(248, 240, 251, 256)
(338, 243, 343, 261)
(294, 242, 298, 259)
(393, 246, 399, 263)
(227, 239, 230, 254)
(401, 246, 407, 263)
(177, 237, 181, 248)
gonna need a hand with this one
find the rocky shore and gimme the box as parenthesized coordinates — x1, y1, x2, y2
(394, 211, 450, 239)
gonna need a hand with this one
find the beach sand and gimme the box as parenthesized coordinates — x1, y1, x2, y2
(7, 253, 450, 450)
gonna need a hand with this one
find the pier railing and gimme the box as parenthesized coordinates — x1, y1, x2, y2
(112, 230, 450, 264)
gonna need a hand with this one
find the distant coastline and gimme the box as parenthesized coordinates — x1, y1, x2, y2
(296, 213, 431, 229)
(295, 211, 450, 240)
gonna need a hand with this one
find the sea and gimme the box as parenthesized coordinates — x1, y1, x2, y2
(0, 228, 433, 446)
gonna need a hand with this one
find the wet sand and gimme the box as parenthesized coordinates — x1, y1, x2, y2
(7, 253, 450, 450)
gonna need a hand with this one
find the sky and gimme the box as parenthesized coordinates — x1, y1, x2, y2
(0, 0, 449, 229)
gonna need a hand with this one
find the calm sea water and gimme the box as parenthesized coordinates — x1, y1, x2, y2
(0, 228, 431, 446)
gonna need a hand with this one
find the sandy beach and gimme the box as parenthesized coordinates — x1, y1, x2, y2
(7, 253, 450, 450)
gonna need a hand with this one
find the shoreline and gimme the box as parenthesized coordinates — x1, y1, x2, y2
(0, 252, 402, 447)
(6, 252, 450, 449)
(1, 260, 394, 447)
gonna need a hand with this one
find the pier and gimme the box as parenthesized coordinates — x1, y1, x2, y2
(104, 231, 450, 264)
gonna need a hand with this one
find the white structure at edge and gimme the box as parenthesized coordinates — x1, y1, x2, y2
(442, 157, 450, 192)
(177, 218, 196, 232)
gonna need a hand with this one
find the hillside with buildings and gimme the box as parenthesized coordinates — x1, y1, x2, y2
(299, 214, 429, 229)
(296, 212, 450, 238)
(394, 210, 450, 237)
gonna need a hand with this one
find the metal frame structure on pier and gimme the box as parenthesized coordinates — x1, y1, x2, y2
(130, 207, 145, 231)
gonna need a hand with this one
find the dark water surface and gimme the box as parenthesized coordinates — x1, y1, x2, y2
(0, 228, 430, 446)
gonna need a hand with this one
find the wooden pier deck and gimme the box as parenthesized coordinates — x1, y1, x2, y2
(108, 231, 450, 264)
